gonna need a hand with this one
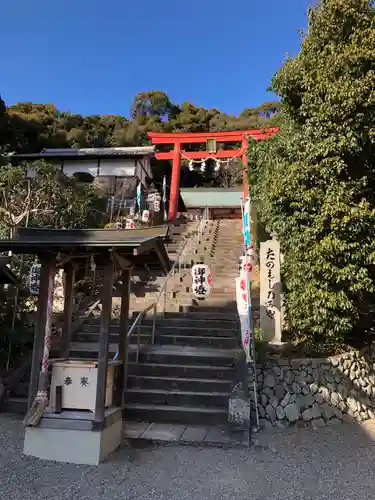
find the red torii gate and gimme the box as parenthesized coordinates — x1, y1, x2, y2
(148, 128, 278, 221)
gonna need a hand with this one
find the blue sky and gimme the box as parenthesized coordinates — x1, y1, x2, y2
(0, 0, 312, 117)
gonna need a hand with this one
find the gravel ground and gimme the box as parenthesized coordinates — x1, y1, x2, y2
(1, 414, 375, 500)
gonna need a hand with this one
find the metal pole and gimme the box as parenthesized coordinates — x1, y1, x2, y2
(136, 323, 141, 363)
(151, 304, 156, 345)
(240, 197, 260, 435)
(163, 279, 167, 318)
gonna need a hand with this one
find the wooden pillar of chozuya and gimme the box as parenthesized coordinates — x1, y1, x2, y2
(28, 253, 56, 410)
(93, 253, 114, 426)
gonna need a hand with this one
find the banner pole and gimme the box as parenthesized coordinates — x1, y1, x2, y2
(240, 197, 260, 435)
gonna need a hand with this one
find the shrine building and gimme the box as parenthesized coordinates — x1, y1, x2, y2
(12, 146, 155, 213)
(180, 188, 243, 220)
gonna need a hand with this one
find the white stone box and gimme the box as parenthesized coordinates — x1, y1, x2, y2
(49, 359, 115, 413)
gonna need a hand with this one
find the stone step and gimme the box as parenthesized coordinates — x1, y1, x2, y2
(138, 314, 239, 327)
(75, 331, 237, 349)
(123, 421, 248, 447)
(123, 403, 228, 425)
(175, 289, 236, 297)
(70, 344, 239, 367)
(2, 396, 27, 414)
(179, 305, 238, 315)
(173, 297, 238, 307)
(126, 388, 230, 408)
(135, 310, 240, 321)
(70, 341, 119, 358)
(180, 286, 236, 293)
(130, 303, 240, 314)
(83, 313, 239, 326)
(81, 323, 238, 337)
(9, 383, 29, 398)
(154, 335, 238, 349)
(141, 345, 239, 367)
(127, 375, 232, 393)
(128, 362, 233, 380)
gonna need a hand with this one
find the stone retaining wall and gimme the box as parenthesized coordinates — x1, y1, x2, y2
(249, 351, 375, 428)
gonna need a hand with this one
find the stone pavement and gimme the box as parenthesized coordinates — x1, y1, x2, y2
(124, 421, 249, 446)
(2, 414, 375, 500)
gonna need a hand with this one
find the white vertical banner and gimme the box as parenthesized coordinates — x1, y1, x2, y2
(239, 197, 254, 364)
(236, 274, 252, 362)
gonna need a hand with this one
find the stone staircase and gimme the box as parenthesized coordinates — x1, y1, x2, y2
(123, 219, 245, 428)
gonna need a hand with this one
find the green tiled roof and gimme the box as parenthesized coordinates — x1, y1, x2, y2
(181, 188, 243, 208)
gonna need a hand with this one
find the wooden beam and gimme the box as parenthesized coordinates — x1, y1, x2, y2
(60, 262, 75, 358)
(115, 268, 131, 407)
(132, 237, 158, 256)
(155, 149, 245, 161)
(148, 127, 279, 144)
(149, 135, 242, 145)
(28, 254, 56, 410)
(94, 256, 113, 425)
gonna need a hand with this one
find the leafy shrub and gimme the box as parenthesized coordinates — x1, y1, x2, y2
(247, 0, 375, 350)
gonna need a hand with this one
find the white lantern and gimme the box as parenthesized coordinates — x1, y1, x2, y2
(191, 264, 212, 299)
(29, 263, 41, 296)
(142, 210, 150, 223)
(154, 200, 160, 212)
(125, 218, 135, 229)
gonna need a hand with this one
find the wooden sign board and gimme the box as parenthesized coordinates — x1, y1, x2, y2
(260, 239, 282, 343)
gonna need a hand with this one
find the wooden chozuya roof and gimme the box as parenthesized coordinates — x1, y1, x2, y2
(0, 227, 171, 274)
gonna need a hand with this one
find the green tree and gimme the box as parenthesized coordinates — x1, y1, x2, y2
(0, 160, 105, 235)
(248, 0, 375, 350)
(131, 91, 177, 119)
(4, 90, 280, 154)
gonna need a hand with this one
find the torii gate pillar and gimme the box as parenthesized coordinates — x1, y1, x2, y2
(242, 137, 249, 200)
(169, 142, 182, 221)
(148, 128, 278, 221)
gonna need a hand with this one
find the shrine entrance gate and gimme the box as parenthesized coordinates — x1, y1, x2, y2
(148, 128, 278, 221)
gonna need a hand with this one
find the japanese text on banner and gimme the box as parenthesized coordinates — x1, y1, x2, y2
(192, 264, 212, 299)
